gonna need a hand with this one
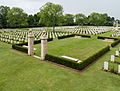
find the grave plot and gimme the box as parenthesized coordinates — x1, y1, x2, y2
(34, 37, 111, 69)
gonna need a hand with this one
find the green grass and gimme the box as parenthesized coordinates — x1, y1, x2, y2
(1, 40, 120, 91)
(34, 37, 111, 61)
(98, 31, 114, 37)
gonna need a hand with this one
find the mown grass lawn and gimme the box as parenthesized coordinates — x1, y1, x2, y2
(34, 37, 111, 61)
(1, 41, 120, 91)
(98, 31, 114, 37)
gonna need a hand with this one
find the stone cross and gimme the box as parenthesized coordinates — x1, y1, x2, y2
(118, 65, 120, 74)
(41, 35, 48, 60)
(103, 61, 109, 71)
(111, 55, 115, 62)
(28, 30, 34, 56)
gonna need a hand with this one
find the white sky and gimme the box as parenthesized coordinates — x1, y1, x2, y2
(0, 0, 120, 19)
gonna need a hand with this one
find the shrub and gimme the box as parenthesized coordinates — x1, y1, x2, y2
(75, 34, 91, 38)
(12, 44, 28, 53)
(45, 54, 81, 70)
(97, 36, 118, 40)
(111, 39, 120, 47)
(58, 34, 75, 39)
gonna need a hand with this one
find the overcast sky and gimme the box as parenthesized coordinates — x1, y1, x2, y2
(0, 0, 120, 19)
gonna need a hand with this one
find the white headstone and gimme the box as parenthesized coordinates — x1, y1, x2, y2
(111, 55, 115, 62)
(119, 47, 120, 52)
(118, 65, 120, 74)
(103, 61, 109, 70)
(115, 50, 119, 56)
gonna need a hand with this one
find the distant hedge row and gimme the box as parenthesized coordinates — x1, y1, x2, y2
(111, 39, 120, 47)
(45, 46, 110, 70)
(58, 34, 91, 39)
(97, 36, 120, 47)
(97, 36, 118, 40)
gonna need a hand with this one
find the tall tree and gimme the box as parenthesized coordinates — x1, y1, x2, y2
(63, 14, 74, 26)
(38, 2, 63, 32)
(0, 6, 10, 28)
(75, 13, 87, 26)
(88, 12, 108, 26)
(7, 7, 28, 28)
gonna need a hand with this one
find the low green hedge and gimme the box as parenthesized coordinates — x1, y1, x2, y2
(58, 34, 75, 39)
(45, 46, 110, 70)
(12, 44, 28, 53)
(75, 34, 91, 38)
(45, 54, 81, 70)
(82, 46, 110, 69)
(97, 36, 118, 40)
(111, 39, 120, 47)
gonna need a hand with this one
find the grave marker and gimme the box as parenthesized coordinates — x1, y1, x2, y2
(103, 61, 109, 71)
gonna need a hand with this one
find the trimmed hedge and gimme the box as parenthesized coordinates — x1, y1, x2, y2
(75, 34, 91, 38)
(45, 54, 80, 70)
(97, 36, 118, 40)
(45, 46, 110, 70)
(58, 34, 75, 39)
(58, 34, 91, 39)
(12, 44, 28, 53)
(111, 39, 120, 47)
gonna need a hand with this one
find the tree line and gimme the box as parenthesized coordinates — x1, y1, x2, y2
(0, 2, 119, 29)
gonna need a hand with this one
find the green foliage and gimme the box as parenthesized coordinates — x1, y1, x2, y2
(63, 14, 74, 26)
(0, 6, 10, 28)
(88, 12, 114, 26)
(7, 7, 28, 28)
(75, 13, 87, 26)
(38, 2, 63, 31)
(27, 14, 40, 27)
(12, 44, 28, 53)
(111, 39, 120, 47)
(75, 34, 91, 38)
(58, 34, 75, 39)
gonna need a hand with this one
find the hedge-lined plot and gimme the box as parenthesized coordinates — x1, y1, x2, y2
(34, 37, 111, 70)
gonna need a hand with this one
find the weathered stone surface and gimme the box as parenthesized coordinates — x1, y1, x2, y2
(28, 30, 34, 56)
(41, 35, 48, 60)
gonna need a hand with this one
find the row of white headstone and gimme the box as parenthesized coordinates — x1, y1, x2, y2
(103, 48, 120, 74)
(103, 61, 120, 74)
